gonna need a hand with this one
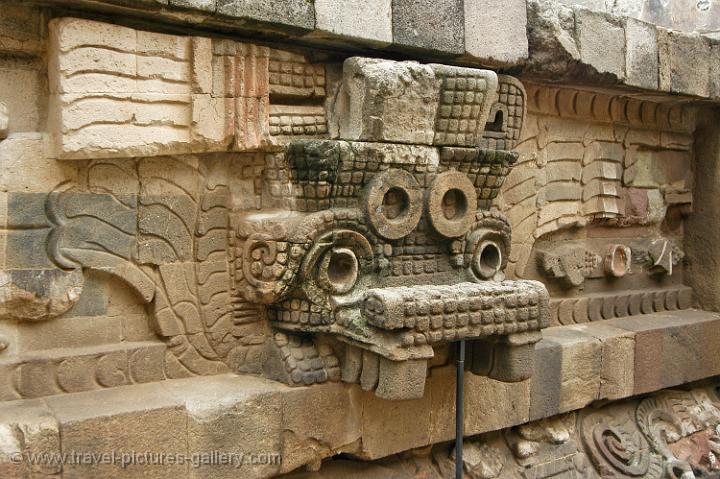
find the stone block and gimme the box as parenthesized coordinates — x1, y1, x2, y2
(217, 0, 315, 32)
(0, 5, 44, 55)
(0, 268, 83, 321)
(464, 0, 528, 66)
(659, 30, 712, 97)
(313, 0, 392, 46)
(624, 148, 692, 188)
(604, 310, 720, 395)
(15, 314, 121, 352)
(429, 366, 530, 444)
(566, 323, 635, 400)
(334, 57, 439, 145)
(529, 327, 601, 420)
(624, 18, 658, 90)
(0, 133, 73, 193)
(0, 399, 61, 478)
(575, 8, 626, 80)
(48, 17, 273, 159)
(361, 387, 432, 459)
(45, 382, 187, 478)
(280, 382, 362, 473)
(391, 0, 464, 54)
(169, 0, 216, 12)
(162, 375, 284, 478)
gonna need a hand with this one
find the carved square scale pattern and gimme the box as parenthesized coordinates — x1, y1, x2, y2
(434, 72, 490, 147)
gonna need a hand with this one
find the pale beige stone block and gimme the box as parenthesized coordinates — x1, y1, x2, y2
(46, 383, 187, 479)
(464, 0, 529, 65)
(313, 0, 392, 46)
(334, 57, 439, 145)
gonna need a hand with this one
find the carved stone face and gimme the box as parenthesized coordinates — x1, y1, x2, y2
(235, 140, 549, 389)
(231, 59, 551, 399)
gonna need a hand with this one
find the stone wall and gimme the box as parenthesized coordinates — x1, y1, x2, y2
(1, 1, 720, 478)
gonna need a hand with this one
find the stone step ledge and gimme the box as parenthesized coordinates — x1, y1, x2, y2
(0, 309, 718, 477)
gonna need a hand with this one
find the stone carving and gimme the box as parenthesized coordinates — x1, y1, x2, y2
(604, 244, 632, 277)
(230, 58, 548, 399)
(1, 342, 166, 400)
(48, 18, 329, 160)
(538, 244, 601, 288)
(580, 406, 664, 478)
(44, 156, 265, 378)
(502, 82, 694, 279)
(549, 286, 693, 326)
(37, 32, 546, 400)
(633, 238, 683, 276)
(331, 58, 499, 146)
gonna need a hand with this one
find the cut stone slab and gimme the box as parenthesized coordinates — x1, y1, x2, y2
(625, 17, 658, 90)
(333, 57, 439, 145)
(313, 0, 392, 46)
(464, 0, 528, 66)
(217, 0, 315, 32)
(391, 0, 465, 55)
(529, 327, 602, 421)
(575, 8, 626, 80)
(169, 0, 216, 12)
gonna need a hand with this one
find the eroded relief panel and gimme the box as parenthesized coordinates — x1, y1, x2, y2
(0, 17, 552, 402)
(499, 84, 696, 326)
(0, 15, 700, 408)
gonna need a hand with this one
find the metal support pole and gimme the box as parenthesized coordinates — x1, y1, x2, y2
(455, 339, 466, 479)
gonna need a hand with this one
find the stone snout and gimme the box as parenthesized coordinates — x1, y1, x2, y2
(360, 280, 549, 389)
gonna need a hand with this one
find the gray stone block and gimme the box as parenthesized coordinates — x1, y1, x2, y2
(464, 0, 528, 66)
(392, 0, 464, 54)
(217, 0, 315, 32)
(313, 0, 392, 46)
(625, 17, 658, 90)
(169, 0, 216, 12)
(576, 7, 626, 80)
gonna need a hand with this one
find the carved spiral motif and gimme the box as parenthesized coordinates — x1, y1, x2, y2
(463, 211, 511, 281)
(580, 409, 663, 479)
(300, 229, 374, 306)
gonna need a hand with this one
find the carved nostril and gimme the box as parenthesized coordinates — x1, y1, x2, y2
(474, 241, 502, 280)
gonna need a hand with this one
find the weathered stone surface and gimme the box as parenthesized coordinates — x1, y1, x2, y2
(46, 382, 187, 478)
(659, 29, 713, 97)
(0, 269, 83, 322)
(0, 399, 61, 478)
(529, 327, 601, 420)
(217, 0, 315, 32)
(464, 0, 528, 66)
(525, 0, 580, 76)
(163, 375, 284, 478)
(0, 103, 7, 139)
(333, 57, 439, 145)
(625, 17, 659, 90)
(566, 322, 635, 400)
(391, 0, 464, 54)
(313, 0, 392, 46)
(169, 0, 217, 12)
(605, 311, 720, 395)
(575, 8, 626, 80)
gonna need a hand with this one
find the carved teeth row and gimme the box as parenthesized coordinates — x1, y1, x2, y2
(400, 320, 541, 346)
(363, 281, 549, 333)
